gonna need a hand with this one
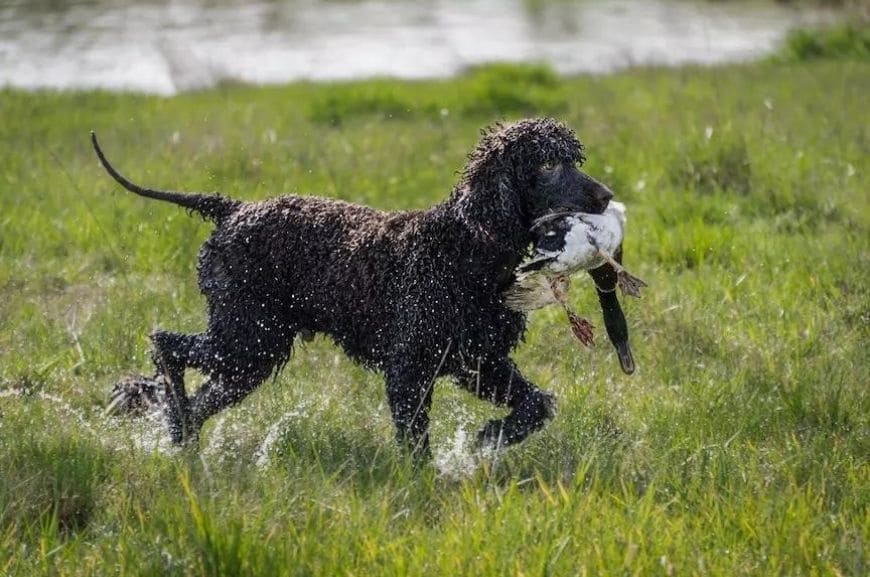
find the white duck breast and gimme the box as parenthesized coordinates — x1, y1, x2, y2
(534, 201, 625, 273)
(528, 201, 626, 274)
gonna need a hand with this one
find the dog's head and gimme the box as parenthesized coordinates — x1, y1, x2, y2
(456, 118, 613, 234)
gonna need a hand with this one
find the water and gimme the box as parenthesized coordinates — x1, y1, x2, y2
(0, 0, 835, 95)
(434, 405, 481, 479)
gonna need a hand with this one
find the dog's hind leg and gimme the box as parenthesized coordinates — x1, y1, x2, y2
(150, 330, 206, 444)
(149, 330, 252, 445)
(182, 318, 295, 441)
(187, 361, 278, 435)
(455, 358, 555, 451)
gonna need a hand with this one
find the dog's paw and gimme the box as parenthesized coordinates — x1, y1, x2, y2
(105, 374, 165, 417)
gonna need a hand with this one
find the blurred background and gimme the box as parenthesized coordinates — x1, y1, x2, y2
(0, 0, 851, 95)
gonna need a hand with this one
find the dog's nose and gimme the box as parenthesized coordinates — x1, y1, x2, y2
(596, 186, 613, 205)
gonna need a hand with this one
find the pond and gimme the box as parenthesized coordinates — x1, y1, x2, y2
(0, 0, 836, 94)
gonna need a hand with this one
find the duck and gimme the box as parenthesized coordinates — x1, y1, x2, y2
(517, 201, 645, 294)
(504, 201, 645, 374)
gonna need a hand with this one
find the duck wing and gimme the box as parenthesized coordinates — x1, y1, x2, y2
(517, 255, 558, 274)
(503, 272, 557, 311)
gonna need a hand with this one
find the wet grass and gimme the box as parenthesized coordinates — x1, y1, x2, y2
(1, 56, 868, 575)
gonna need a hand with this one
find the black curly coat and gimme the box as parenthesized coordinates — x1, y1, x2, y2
(92, 118, 614, 457)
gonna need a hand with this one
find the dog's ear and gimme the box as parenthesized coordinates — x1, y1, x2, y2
(452, 151, 526, 238)
(495, 176, 523, 218)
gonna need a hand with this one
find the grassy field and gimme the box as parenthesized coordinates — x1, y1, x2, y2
(1, 44, 868, 575)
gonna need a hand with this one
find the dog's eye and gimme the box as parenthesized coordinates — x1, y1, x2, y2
(540, 161, 558, 172)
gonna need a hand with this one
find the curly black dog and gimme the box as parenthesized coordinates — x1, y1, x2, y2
(93, 118, 614, 458)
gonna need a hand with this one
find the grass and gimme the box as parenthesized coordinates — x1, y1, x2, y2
(1, 51, 868, 575)
(775, 23, 870, 63)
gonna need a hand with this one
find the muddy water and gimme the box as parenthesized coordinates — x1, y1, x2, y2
(0, 0, 835, 94)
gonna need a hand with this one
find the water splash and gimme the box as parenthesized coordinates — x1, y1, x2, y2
(0, 386, 180, 455)
(434, 406, 481, 479)
(254, 400, 312, 469)
(435, 424, 482, 479)
(202, 414, 229, 460)
(0, 388, 96, 435)
(107, 411, 180, 456)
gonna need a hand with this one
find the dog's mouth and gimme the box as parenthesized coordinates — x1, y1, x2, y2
(585, 197, 610, 215)
(530, 210, 576, 232)
(595, 198, 611, 213)
(527, 197, 610, 235)
(558, 197, 610, 216)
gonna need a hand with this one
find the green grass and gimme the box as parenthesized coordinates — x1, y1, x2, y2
(1, 54, 868, 575)
(776, 23, 870, 63)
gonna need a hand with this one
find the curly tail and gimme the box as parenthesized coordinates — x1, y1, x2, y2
(91, 132, 240, 222)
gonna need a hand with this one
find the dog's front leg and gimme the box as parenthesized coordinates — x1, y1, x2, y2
(385, 366, 434, 461)
(458, 358, 556, 451)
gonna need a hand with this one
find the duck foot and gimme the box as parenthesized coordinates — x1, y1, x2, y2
(596, 249, 648, 298)
(549, 275, 594, 346)
(566, 310, 595, 347)
(617, 270, 647, 298)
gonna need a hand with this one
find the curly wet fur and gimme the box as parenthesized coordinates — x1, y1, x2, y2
(94, 118, 613, 457)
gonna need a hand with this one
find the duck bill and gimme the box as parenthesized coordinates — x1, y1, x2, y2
(616, 342, 635, 375)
